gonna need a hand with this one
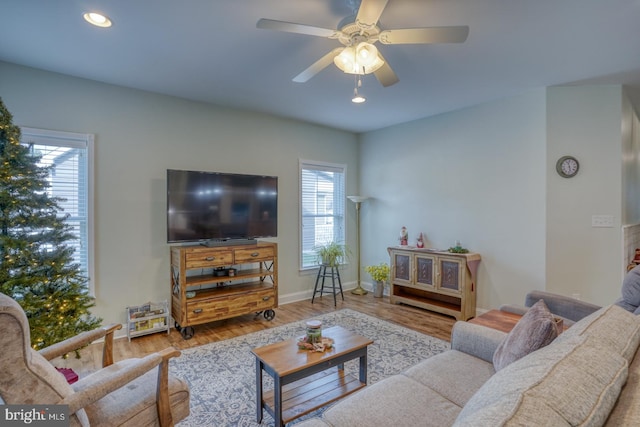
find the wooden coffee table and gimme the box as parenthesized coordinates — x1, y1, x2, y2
(251, 325, 373, 426)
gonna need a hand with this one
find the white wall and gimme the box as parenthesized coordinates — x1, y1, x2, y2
(359, 90, 548, 310)
(0, 61, 359, 324)
(545, 86, 623, 304)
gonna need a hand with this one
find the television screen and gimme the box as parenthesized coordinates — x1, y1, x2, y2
(167, 169, 277, 243)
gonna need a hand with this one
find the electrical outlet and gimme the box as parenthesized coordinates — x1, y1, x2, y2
(592, 215, 614, 228)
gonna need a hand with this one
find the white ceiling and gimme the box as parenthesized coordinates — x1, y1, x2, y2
(1, 0, 639, 133)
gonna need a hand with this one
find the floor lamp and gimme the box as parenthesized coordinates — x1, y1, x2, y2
(348, 196, 369, 295)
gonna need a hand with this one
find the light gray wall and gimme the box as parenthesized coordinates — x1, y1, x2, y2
(622, 90, 640, 226)
(0, 61, 359, 325)
(545, 85, 623, 304)
(359, 85, 633, 310)
(359, 90, 548, 310)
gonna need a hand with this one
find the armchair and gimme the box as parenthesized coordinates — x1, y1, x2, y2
(0, 292, 189, 426)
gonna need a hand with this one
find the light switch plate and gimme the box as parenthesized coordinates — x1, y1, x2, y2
(592, 215, 614, 228)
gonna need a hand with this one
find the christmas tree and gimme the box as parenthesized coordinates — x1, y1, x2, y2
(0, 97, 101, 351)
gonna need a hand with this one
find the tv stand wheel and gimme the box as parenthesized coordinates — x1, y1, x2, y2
(174, 321, 182, 332)
(263, 309, 275, 321)
(180, 326, 195, 340)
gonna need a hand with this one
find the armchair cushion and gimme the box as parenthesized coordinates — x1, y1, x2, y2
(74, 359, 190, 427)
(493, 300, 558, 371)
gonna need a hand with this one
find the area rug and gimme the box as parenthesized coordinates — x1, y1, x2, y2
(170, 308, 450, 427)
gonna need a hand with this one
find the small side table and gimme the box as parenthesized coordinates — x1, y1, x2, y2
(312, 264, 344, 306)
(469, 309, 566, 334)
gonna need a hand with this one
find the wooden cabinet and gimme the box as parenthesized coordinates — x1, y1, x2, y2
(388, 246, 480, 320)
(170, 242, 278, 339)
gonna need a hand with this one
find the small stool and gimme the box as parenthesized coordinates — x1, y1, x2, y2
(311, 264, 344, 307)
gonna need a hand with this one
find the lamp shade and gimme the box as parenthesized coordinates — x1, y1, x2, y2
(334, 44, 384, 75)
(347, 196, 369, 203)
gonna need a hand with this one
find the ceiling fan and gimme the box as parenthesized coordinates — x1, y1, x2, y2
(256, 0, 469, 87)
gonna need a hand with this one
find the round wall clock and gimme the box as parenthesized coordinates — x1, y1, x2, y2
(556, 155, 579, 178)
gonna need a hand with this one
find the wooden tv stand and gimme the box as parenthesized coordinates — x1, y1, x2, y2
(170, 241, 278, 339)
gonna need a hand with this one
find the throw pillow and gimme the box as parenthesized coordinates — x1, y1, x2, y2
(492, 299, 558, 371)
(615, 264, 640, 313)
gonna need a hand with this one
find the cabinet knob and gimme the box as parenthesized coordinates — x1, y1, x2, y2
(251, 252, 259, 257)
(262, 296, 270, 301)
(193, 308, 203, 314)
(205, 257, 215, 261)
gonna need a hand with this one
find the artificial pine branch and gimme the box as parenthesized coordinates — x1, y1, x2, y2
(0, 97, 101, 353)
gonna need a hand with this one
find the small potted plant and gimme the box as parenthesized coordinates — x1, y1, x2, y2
(365, 262, 390, 298)
(314, 242, 349, 267)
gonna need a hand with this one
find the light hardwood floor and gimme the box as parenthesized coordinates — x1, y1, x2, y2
(56, 293, 456, 374)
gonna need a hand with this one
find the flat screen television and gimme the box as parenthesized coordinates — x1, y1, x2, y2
(167, 169, 277, 244)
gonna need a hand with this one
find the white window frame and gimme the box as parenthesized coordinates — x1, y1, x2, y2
(20, 127, 96, 295)
(299, 159, 346, 270)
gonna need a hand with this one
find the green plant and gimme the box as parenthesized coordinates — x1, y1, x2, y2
(365, 263, 390, 283)
(314, 242, 349, 267)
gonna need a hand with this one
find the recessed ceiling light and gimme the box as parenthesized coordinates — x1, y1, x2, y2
(83, 12, 112, 28)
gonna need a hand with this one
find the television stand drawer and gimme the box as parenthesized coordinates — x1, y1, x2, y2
(186, 288, 275, 324)
(235, 246, 275, 263)
(184, 249, 234, 269)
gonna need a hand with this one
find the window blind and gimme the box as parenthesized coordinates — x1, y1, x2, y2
(300, 160, 346, 269)
(20, 127, 95, 294)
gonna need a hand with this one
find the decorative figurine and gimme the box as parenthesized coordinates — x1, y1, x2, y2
(400, 226, 408, 246)
(416, 232, 424, 248)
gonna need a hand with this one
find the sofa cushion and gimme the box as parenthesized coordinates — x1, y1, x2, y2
(556, 304, 640, 363)
(492, 299, 558, 371)
(322, 374, 462, 427)
(454, 335, 628, 427)
(605, 350, 640, 426)
(403, 350, 495, 407)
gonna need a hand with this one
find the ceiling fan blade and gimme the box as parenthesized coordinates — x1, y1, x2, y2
(293, 48, 344, 83)
(356, 0, 389, 29)
(257, 18, 338, 38)
(373, 57, 399, 87)
(379, 26, 469, 44)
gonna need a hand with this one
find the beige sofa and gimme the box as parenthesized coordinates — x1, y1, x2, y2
(296, 304, 640, 426)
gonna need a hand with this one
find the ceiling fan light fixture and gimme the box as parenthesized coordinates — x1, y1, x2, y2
(355, 42, 378, 67)
(334, 43, 384, 75)
(334, 47, 357, 73)
(351, 74, 366, 103)
(352, 89, 366, 104)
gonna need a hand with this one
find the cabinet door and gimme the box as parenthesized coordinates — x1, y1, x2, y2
(436, 256, 465, 295)
(391, 251, 413, 284)
(415, 254, 436, 289)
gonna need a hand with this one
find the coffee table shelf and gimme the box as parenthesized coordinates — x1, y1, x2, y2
(263, 368, 365, 424)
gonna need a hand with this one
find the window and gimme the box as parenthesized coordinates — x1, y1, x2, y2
(300, 160, 346, 269)
(20, 127, 95, 294)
